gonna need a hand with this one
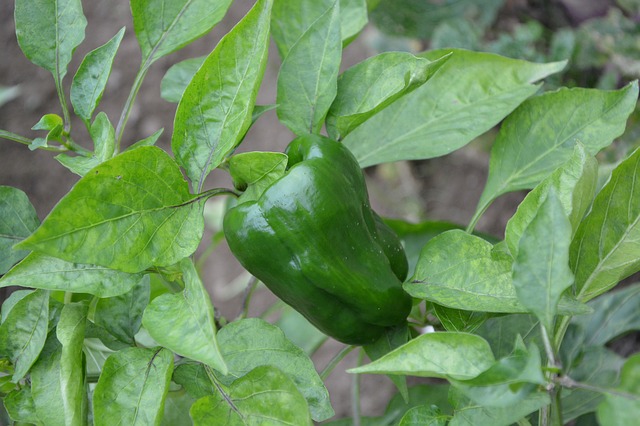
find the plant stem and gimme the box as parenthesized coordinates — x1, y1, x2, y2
(466, 197, 492, 233)
(54, 74, 72, 134)
(352, 349, 365, 426)
(115, 63, 150, 154)
(557, 375, 640, 401)
(320, 345, 356, 381)
(0, 129, 67, 151)
(237, 276, 259, 320)
(64, 291, 73, 304)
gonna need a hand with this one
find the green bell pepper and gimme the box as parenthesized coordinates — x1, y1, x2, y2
(224, 135, 412, 345)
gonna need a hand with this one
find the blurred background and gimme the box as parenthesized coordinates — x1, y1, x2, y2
(1, 0, 639, 420)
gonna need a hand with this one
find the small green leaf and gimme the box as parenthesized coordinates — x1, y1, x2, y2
(276, 2, 341, 135)
(127, 128, 164, 151)
(172, 362, 216, 399)
(477, 82, 639, 213)
(190, 366, 312, 426)
(172, 0, 272, 191)
(229, 152, 288, 204)
(476, 314, 541, 359)
(432, 304, 488, 333)
(16, 146, 206, 273)
(4, 387, 42, 425)
(0, 252, 144, 297)
(14, 0, 86, 79)
(327, 52, 448, 140)
(71, 28, 125, 123)
(132, 0, 233, 64)
(349, 332, 495, 380)
(343, 50, 566, 167)
(512, 190, 574, 331)
(596, 354, 640, 426)
(0, 186, 39, 274)
(505, 144, 598, 257)
(32, 114, 63, 132)
(216, 318, 333, 421)
(142, 258, 227, 374)
(398, 405, 447, 426)
(571, 146, 640, 301)
(160, 56, 206, 103)
(407, 230, 588, 314)
(94, 275, 149, 345)
(0, 289, 49, 382)
(93, 347, 173, 426)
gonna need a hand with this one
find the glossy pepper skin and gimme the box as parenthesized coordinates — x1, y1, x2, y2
(224, 135, 412, 345)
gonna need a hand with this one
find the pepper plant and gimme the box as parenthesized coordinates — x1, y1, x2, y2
(1, 0, 640, 425)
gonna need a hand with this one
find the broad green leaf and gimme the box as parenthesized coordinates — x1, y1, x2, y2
(71, 28, 125, 123)
(274, 306, 327, 355)
(513, 190, 574, 331)
(173, 362, 216, 399)
(0, 289, 49, 382)
(127, 128, 164, 151)
(56, 112, 116, 176)
(343, 50, 566, 167)
(56, 303, 88, 426)
(0, 252, 143, 297)
(562, 346, 625, 421)
(385, 384, 453, 419)
(131, 0, 233, 64)
(0, 186, 39, 274)
(476, 314, 541, 359)
(162, 390, 195, 426)
(432, 304, 488, 333)
(450, 338, 544, 408)
(349, 332, 495, 380)
(276, 2, 341, 136)
(596, 354, 640, 426)
(364, 325, 411, 401)
(406, 230, 588, 314)
(142, 258, 226, 374)
(398, 406, 447, 426)
(448, 386, 549, 426)
(30, 335, 65, 426)
(190, 365, 312, 426)
(572, 282, 640, 347)
(327, 52, 448, 140)
(571, 146, 640, 301)
(229, 152, 287, 204)
(477, 82, 639, 215)
(14, 0, 86, 79)
(93, 347, 173, 426)
(172, 0, 272, 191)
(160, 56, 205, 103)
(83, 337, 113, 378)
(1, 289, 31, 323)
(4, 387, 41, 425)
(16, 146, 206, 273)
(216, 318, 333, 422)
(505, 144, 598, 257)
(94, 275, 149, 345)
(272, 0, 366, 58)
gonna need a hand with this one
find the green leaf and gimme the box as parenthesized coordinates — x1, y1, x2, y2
(475, 314, 541, 359)
(572, 282, 640, 347)
(450, 338, 545, 408)
(276, 2, 342, 135)
(93, 347, 173, 426)
(30, 335, 64, 426)
(327, 52, 448, 140)
(512, 190, 574, 331)
(407, 230, 588, 314)
(0, 186, 39, 274)
(505, 144, 598, 257)
(131, 0, 233, 64)
(364, 325, 411, 401)
(4, 387, 41, 425)
(349, 332, 495, 380)
(161, 390, 195, 426)
(216, 318, 333, 422)
(94, 275, 149, 345)
(16, 146, 206, 273)
(571, 146, 640, 301)
(14, 0, 86, 78)
(0, 289, 49, 382)
(448, 386, 549, 426)
(398, 405, 448, 426)
(477, 82, 639, 214)
(172, 0, 272, 191)
(127, 128, 164, 151)
(32, 114, 63, 132)
(271, 0, 366, 58)
(0, 252, 143, 297)
(596, 353, 640, 426)
(343, 50, 566, 167)
(160, 56, 206, 103)
(385, 383, 453, 419)
(190, 365, 312, 426)
(229, 152, 288, 204)
(432, 304, 488, 333)
(1, 289, 31, 323)
(173, 362, 216, 399)
(71, 28, 125, 123)
(142, 258, 227, 374)
(56, 112, 116, 176)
